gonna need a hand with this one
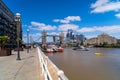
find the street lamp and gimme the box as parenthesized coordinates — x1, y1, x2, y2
(27, 29, 29, 53)
(15, 13, 21, 60)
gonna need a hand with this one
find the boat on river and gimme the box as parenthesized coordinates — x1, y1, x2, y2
(57, 46, 63, 52)
(46, 48, 54, 53)
(45, 45, 63, 53)
(94, 53, 103, 56)
(73, 45, 89, 51)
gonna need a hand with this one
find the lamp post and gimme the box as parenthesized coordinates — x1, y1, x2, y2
(15, 13, 21, 60)
(27, 29, 29, 53)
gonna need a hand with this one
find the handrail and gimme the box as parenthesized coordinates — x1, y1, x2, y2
(48, 58, 68, 80)
(37, 46, 69, 80)
(37, 47, 53, 80)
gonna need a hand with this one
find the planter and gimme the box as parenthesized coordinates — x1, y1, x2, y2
(0, 48, 11, 56)
(14, 48, 24, 51)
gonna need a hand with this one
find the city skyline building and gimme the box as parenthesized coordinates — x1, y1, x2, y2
(66, 29, 73, 41)
(78, 34, 86, 42)
(66, 29, 86, 43)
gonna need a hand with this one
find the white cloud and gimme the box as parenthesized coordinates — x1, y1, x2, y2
(41, 25, 57, 31)
(47, 32, 60, 35)
(22, 33, 42, 43)
(115, 13, 120, 18)
(86, 35, 97, 39)
(28, 26, 37, 30)
(53, 16, 81, 23)
(30, 21, 57, 31)
(53, 19, 70, 23)
(30, 33, 42, 42)
(96, 25, 120, 33)
(31, 22, 45, 27)
(58, 24, 79, 31)
(91, 0, 120, 13)
(77, 27, 96, 33)
(77, 25, 120, 34)
(65, 16, 81, 21)
(91, 0, 109, 8)
(30, 33, 41, 36)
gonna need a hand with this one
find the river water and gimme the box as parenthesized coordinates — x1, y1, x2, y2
(46, 48, 120, 80)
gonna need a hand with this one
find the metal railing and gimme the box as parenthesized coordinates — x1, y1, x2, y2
(37, 47, 69, 80)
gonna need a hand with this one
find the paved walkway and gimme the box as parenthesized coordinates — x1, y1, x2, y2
(0, 48, 43, 80)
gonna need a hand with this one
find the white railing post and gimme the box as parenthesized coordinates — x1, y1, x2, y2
(37, 47, 53, 80)
(44, 71, 47, 80)
(45, 57, 48, 67)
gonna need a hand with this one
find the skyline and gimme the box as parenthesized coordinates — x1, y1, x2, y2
(3, 0, 120, 43)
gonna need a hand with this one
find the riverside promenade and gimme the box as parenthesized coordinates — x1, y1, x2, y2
(0, 48, 43, 80)
(0, 47, 68, 80)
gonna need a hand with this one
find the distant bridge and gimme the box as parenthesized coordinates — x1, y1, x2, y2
(42, 30, 62, 44)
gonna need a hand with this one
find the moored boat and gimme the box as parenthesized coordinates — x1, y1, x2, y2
(46, 48, 54, 53)
(57, 46, 63, 52)
(42, 44, 64, 53)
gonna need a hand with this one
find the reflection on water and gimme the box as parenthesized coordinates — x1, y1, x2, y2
(46, 48, 120, 80)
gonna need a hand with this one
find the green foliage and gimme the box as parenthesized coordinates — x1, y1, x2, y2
(80, 41, 83, 45)
(99, 42, 108, 46)
(0, 36, 9, 48)
(117, 41, 120, 44)
(103, 42, 108, 46)
(66, 40, 79, 47)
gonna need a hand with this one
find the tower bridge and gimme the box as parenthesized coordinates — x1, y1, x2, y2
(42, 30, 64, 45)
(46, 34, 60, 43)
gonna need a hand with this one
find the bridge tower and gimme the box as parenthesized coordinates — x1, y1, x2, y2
(59, 32, 64, 45)
(42, 30, 46, 44)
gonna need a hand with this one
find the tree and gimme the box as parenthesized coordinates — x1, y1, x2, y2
(103, 42, 108, 46)
(0, 36, 9, 50)
(80, 41, 83, 45)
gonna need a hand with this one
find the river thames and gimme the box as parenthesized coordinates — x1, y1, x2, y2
(46, 48, 120, 80)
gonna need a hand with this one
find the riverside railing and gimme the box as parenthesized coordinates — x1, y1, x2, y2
(37, 47, 69, 80)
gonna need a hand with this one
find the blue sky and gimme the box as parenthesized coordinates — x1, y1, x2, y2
(3, 0, 120, 43)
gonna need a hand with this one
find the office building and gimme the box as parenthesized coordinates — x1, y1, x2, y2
(66, 29, 74, 41)
(0, 0, 22, 47)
